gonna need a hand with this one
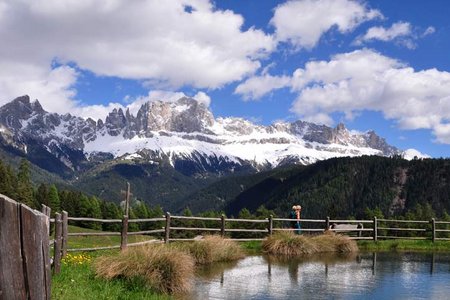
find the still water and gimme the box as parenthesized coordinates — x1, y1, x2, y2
(185, 252, 450, 299)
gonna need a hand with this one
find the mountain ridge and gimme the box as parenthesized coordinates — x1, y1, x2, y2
(0, 95, 424, 180)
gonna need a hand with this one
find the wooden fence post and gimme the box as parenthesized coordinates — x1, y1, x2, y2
(164, 212, 171, 244)
(221, 214, 226, 237)
(373, 216, 378, 241)
(53, 213, 62, 274)
(431, 218, 436, 243)
(325, 216, 330, 230)
(268, 215, 273, 235)
(121, 215, 128, 251)
(62, 211, 68, 258)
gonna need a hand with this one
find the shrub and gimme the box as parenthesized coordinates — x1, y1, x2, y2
(94, 244, 194, 294)
(175, 235, 245, 265)
(262, 231, 358, 256)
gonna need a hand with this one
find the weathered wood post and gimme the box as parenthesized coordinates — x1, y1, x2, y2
(357, 223, 363, 238)
(268, 215, 273, 236)
(121, 215, 129, 251)
(373, 216, 378, 241)
(325, 216, 330, 231)
(62, 211, 68, 258)
(431, 218, 436, 243)
(1, 195, 51, 299)
(221, 214, 226, 237)
(53, 213, 63, 274)
(41, 204, 51, 235)
(164, 212, 171, 244)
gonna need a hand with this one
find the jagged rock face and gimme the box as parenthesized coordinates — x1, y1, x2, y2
(142, 97, 214, 133)
(0, 95, 407, 178)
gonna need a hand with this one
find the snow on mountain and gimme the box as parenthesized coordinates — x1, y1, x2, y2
(0, 95, 427, 174)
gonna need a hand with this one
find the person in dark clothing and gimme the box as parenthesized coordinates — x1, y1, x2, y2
(290, 205, 302, 234)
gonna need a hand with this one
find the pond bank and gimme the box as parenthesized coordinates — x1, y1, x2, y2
(240, 239, 450, 254)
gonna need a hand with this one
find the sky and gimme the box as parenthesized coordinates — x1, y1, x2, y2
(0, 0, 449, 157)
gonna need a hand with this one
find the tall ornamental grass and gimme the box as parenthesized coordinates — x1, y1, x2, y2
(94, 244, 194, 294)
(262, 231, 358, 256)
(175, 235, 245, 265)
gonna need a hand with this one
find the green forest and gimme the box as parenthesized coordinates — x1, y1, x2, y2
(2, 155, 450, 232)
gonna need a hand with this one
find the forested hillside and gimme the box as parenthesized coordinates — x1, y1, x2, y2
(224, 156, 450, 219)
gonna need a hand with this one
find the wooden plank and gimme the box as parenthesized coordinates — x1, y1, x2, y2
(67, 245, 121, 252)
(128, 218, 166, 223)
(127, 229, 165, 235)
(377, 227, 427, 232)
(377, 219, 430, 224)
(20, 203, 50, 299)
(121, 216, 128, 251)
(53, 213, 62, 274)
(62, 211, 68, 258)
(223, 218, 268, 223)
(378, 236, 428, 240)
(128, 240, 164, 247)
(68, 232, 121, 236)
(168, 227, 221, 232)
(329, 220, 373, 224)
(224, 228, 268, 233)
(274, 218, 325, 223)
(0, 194, 26, 300)
(67, 217, 121, 223)
(168, 216, 221, 221)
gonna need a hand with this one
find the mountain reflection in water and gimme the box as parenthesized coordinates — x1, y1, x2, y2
(182, 252, 450, 300)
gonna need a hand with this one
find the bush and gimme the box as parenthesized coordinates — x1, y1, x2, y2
(175, 235, 245, 265)
(262, 231, 358, 256)
(94, 244, 194, 294)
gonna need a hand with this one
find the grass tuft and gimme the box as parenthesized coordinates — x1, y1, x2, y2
(262, 231, 358, 256)
(174, 235, 245, 265)
(94, 244, 194, 294)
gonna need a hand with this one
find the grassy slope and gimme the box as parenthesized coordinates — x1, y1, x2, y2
(65, 225, 161, 249)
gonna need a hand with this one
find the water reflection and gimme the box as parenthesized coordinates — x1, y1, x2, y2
(182, 252, 450, 300)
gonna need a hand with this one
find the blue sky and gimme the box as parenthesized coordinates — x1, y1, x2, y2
(0, 0, 449, 157)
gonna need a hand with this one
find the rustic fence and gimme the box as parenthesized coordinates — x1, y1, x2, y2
(51, 212, 450, 263)
(0, 194, 51, 300)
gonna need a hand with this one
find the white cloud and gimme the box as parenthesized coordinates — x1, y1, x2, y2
(234, 74, 291, 100)
(288, 49, 450, 143)
(423, 26, 436, 37)
(236, 49, 450, 143)
(354, 21, 416, 48)
(271, 0, 382, 49)
(356, 21, 411, 42)
(0, 0, 274, 114)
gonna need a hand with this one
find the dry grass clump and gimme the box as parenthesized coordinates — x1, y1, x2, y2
(176, 235, 245, 265)
(262, 231, 358, 257)
(311, 233, 358, 253)
(262, 231, 318, 256)
(94, 244, 194, 294)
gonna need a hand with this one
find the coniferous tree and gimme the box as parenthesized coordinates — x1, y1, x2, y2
(17, 159, 35, 208)
(48, 184, 60, 215)
(36, 183, 49, 208)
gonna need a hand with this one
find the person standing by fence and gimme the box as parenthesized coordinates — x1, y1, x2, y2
(290, 205, 302, 234)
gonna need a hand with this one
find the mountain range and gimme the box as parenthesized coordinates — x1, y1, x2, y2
(0, 95, 426, 209)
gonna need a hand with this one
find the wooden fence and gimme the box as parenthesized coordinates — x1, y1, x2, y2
(50, 212, 450, 271)
(0, 194, 51, 300)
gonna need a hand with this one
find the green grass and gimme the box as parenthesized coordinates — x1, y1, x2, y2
(357, 239, 450, 252)
(52, 253, 171, 300)
(66, 225, 158, 250)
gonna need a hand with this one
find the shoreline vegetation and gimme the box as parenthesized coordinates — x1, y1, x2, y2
(262, 232, 358, 256)
(52, 233, 450, 299)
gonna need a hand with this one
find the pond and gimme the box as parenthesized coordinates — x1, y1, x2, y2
(183, 252, 450, 299)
